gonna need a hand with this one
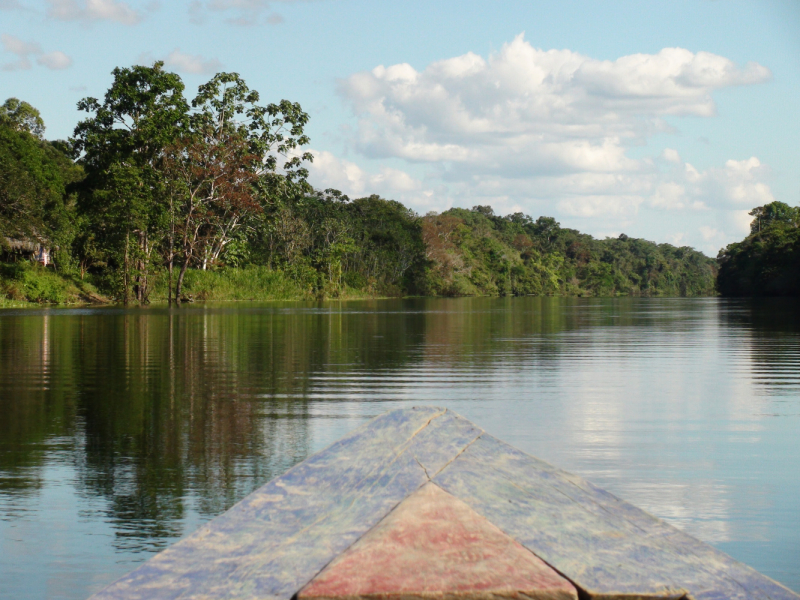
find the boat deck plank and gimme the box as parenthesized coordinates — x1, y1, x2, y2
(90, 407, 480, 600)
(434, 433, 799, 600)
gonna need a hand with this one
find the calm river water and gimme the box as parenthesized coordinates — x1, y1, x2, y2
(0, 297, 798, 599)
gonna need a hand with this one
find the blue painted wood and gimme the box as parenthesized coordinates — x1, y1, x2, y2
(434, 433, 800, 600)
(90, 407, 799, 600)
(90, 407, 482, 600)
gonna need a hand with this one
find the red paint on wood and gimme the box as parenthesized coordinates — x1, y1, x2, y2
(299, 482, 577, 600)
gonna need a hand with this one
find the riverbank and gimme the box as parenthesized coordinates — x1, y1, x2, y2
(0, 262, 106, 306)
(1, 261, 721, 308)
(0, 263, 379, 307)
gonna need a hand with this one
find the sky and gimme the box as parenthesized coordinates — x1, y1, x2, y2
(2, 0, 799, 256)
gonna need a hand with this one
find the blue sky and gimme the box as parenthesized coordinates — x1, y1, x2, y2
(2, 0, 798, 255)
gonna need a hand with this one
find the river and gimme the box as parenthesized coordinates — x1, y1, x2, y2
(0, 297, 798, 599)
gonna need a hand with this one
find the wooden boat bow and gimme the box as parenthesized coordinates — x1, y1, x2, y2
(89, 407, 799, 600)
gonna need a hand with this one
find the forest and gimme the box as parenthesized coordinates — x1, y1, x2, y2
(716, 201, 800, 296)
(3, 62, 791, 305)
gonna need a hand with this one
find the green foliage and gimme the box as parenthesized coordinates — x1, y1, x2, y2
(72, 62, 190, 303)
(191, 72, 313, 184)
(748, 201, 800, 234)
(244, 191, 424, 298)
(149, 265, 306, 302)
(718, 201, 800, 297)
(0, 114, 83, 251)
(0, 98, 45, 138)
(0, 262, 103, 304)
(417, 208, 716, 297)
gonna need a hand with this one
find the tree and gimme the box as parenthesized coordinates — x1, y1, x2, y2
(188, 72, 313, 270)
(72, 62, 189, 303)
(0, 98, 45, 138)
(163, 131, 258, 304)
(749, 201, 800, 234)
(718, 201, 800, 296)
(162, 72, 313, 303)
(1, 110, 82, 262)
(530, 216, 560, 247)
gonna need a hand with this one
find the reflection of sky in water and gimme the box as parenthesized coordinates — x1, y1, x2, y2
(0, 298, 798, 599)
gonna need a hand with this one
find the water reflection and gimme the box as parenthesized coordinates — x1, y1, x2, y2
(0, 298, 798, 599)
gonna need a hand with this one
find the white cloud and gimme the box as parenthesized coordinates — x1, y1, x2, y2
(192, 0, 305, 25)
(37, 50, 72, 70)
(46, 0, 143, 25)
(1, 33, 39, 70)
(716, 157, 774, 207)
(699, 225, 723, 242)
(338, 35, 770, 175)
(662, 148, 681, 163)
(324, 34, 775, 253)
(306, 150, 441, 210)
(164, 49, 222, 74)
(730, 210, 755, 236)
(1, 33, 72, 71)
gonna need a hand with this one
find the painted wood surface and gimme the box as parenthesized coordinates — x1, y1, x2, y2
(299, 482, 578, 600)
(433, 433, 800, 600)
(90, 407, 800, 600)
(90, 407, 482, 600)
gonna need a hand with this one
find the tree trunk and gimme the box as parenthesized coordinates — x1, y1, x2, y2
(123, 233, 130, 305)
(175, 258, 190, 306)
(168, 257, 173, 306)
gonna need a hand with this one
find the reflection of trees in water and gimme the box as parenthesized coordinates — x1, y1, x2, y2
(719, 298, 800, 334)
(717, 299, 800, 405)
(417, 297, 695, 366)
(0, 303, 439, 551)
(0, 314, 78, 495)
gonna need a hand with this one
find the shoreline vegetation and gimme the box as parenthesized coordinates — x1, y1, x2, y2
(1, 65, 797, 308)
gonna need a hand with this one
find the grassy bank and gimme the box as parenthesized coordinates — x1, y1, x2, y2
(0, 262, 107, 306)
(146, 266, 373, 302)
(0, 263, 379, 306)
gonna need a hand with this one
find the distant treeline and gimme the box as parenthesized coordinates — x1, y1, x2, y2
(1, 63, 793, 303)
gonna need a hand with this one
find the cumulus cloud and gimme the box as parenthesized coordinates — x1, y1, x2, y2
(1, 33, 72, 71)
(46, 0, 143, 24)
(321, 34, 775, 254)
(165, 49, 222, 74)
(339, 34, 770, 175)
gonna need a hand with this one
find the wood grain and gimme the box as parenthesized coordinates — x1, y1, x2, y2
(89, 407, 482, 600)
(299, 482, 577, 600)
(434, 433, 800, 600)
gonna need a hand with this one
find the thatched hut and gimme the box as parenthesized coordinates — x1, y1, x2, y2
(2, 237, 52, 266)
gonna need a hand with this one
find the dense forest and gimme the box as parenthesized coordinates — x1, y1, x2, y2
(717, 201, 800, 296)
(2, 62, 780, 306)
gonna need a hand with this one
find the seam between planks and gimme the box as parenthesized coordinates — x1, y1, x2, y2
(432, 432, 484, 478)
(286, 409, 457, 599)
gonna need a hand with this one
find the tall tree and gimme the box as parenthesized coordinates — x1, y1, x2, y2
(191, 72, 313, 258)
(162, 72, 313, 303)
(163, 130, 258, 304)
(72, 62, 189, 303)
